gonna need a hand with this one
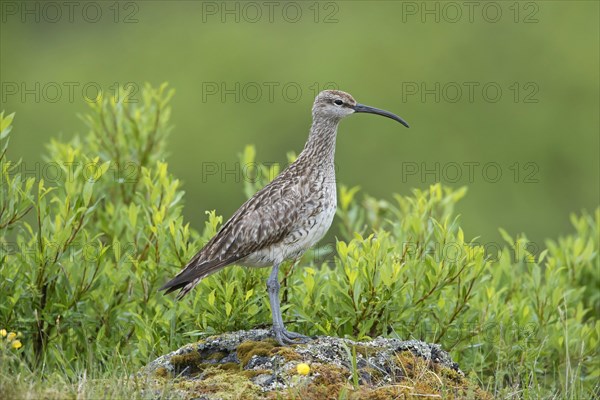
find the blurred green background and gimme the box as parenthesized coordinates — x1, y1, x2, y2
(1, 1, 598, 247)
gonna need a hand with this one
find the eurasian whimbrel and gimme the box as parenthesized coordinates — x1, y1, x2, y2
(160, 90, 409, 345)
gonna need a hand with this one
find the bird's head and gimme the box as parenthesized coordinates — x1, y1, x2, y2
(312, 90, 409, 128)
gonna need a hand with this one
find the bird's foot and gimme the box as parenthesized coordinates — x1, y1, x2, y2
(273, 327, 311, 346)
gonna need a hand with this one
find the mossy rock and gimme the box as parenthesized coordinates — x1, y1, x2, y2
(140, 329, 493, 400)
(237, 339, 277, 367)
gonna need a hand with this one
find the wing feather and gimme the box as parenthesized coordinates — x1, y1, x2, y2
(159, 176, 305, 298)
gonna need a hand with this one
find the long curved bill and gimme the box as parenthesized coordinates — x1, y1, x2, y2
(353, 103, 410, 128)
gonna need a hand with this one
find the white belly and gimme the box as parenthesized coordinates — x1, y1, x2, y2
(285, 199, 337, 256)
(242, 187, 337, 267)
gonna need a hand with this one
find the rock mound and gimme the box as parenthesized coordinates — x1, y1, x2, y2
(140, 329, 492, 399)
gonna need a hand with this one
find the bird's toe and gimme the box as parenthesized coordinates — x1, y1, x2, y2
(283, 330, 310, 342)
(273, 327, 311, 346)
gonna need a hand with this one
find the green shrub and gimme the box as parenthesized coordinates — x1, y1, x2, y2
(0, 85, 597, 399)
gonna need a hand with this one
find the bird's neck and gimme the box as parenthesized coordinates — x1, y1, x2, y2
(299, 117, 340, 167)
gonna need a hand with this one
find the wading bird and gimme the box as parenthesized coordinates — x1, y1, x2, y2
(160, 90, 409, 345)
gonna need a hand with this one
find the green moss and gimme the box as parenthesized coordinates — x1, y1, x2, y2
(170, 350, 203, 374)
(242, 369, 272, 379)
(176, 362, 241, 380)
(175, 367, 262, 400)
(170, 351, 201, 366)
(205, 351, 226, 362)
(392, 351, 494, 400)
(311, 364, 349, 386)
(216, 362, 240, 371)
(283, 383, 347, 400)
(270, 346, 302, 361)
(154, 366, 169, 378)
(439, 365, 463, 382)
(352, 386, 407, 400)
(168, 347, 239, 378)
(236, 339, 278, 367)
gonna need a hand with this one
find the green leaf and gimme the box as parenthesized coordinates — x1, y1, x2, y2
(128, 203, 139, 227)
(0, 112, 15, 139)
(83, 180, 94, 206)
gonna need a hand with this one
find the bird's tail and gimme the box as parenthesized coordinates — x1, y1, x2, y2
(159, 256, 237, 299)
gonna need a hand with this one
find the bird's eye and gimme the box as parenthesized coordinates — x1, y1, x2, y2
(334, 99, 344, 106)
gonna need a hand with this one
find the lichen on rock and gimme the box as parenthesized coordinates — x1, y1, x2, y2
(140, 329, 493, 399)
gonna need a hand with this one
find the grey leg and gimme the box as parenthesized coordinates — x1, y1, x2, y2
(267, 264, 285, 330)
(266, 263, 310, 346)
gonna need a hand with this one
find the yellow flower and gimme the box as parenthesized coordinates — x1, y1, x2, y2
(7, 332, 16, 341)
(11, 340, 22, 349)
(296, 363, 310, 375)
(0, 329, 6, 337)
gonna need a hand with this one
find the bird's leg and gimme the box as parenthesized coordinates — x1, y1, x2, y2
(267, 263, 310, 345)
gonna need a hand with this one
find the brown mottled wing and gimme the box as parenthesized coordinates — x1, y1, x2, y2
(159, 177, 304, 299)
